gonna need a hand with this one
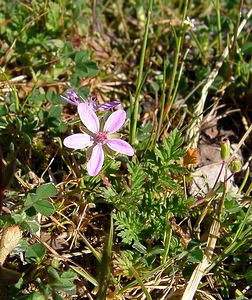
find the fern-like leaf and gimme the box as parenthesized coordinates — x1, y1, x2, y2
(114, 211, 144, 245)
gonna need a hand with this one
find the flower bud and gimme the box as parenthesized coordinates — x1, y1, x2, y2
(51, 259, 60, 269)
(220, 138, 230, 160)
(229, 158, 242, 173)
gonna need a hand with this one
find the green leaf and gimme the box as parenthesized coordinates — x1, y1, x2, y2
(114, 211, 143, 245)
(36, 183, 57, 198)
(245, 266, 252, 285)
(84, 61, 99, 76)
(25, 243, 46, 264)
(48, 266, 61, 280)
(15, 117, 22, 131)
(187, 239, 201, 251)
(0, 104, 8, 116)
(13, 239, 29, 253)
(127, 162, 146, 192)
(242, 42, 252, 55)
(55, 122, 68, 133)
(33, 199, 55, 217)
(46, 90, 58, 103)
(160, 175, 181, 191)
(24, 186, 56, 217)
(63, 42, 75, 58)
(61, 270, 78, 280)
(76, 64, 88, 76)
(48, 105, 62, 119)
(51, 278, 76, 294)
(46, 2, 61, 32)
(52, 292, 64, 300)
(155, 130, 185, 165)
(75, 50, 89, 64)
(48, 267, 77, 295)
(188, 248, 203, 263)
(21, 291, 46, 300)
(132, 242, 147, 254)
(21, 132, 32, 144)
(70, 74, 81, 87)
(74, 51, 98, 78)
(25, 207, 37, 217)
(24, 194, 38, 206)
(11, 211, 27, 224)
(25, 220, 40, 233)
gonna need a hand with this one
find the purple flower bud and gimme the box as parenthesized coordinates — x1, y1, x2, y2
(60, 90, 83, 106)
(61, 91, 120, 112)
(96, 101, 121, 111)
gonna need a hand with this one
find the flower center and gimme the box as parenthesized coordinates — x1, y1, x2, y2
(94, 131, 108, 144)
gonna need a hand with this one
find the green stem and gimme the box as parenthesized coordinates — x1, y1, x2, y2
(70, 265, 98, 287)
(79, 232, 102, 263)
(237, 166, 249, 194)
(206, 226, 251, 273)
(163, 0, 188, 121)
(97, 214, 114, 300)
(130, 0, 153, 146)
(155, 58, 168, 145)
(169, 48, 190, 112)
(117, 251, 188, 295)
(189, 29, 205, 60)
(234, 201, 252, 241)
(129, 265, 153, 300)
(245, 181, 252, 196)
(215, 0, 223, 53)
(229, 0, 244, 77)
(156, 48, 189, 143)
(161, 216, 172, 264)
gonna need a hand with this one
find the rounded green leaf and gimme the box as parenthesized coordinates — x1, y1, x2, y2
(36, 183, 57, 198)
(34, 199, 55, 217)
(25, 243, 46, 264)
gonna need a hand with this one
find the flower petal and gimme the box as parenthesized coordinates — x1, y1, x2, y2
(97, 101, 120, 111)
(63, 133, 93, 149)
(106, 139, 134, 156)
(103, 110, 126, 133)
(78, 103, 100, 133)
(87, 144, 104, 176)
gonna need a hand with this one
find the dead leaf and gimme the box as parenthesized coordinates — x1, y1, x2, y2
(0, 225, 22, 265)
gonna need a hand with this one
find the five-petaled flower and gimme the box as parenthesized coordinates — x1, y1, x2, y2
(63, 103, 134, 176)
(61, 90, 120, 111)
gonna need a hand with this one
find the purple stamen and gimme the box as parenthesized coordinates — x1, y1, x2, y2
(94, 131, 108, 144)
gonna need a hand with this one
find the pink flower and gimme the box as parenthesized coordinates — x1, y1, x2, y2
(63, 103, 134, 176)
